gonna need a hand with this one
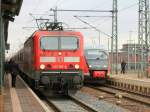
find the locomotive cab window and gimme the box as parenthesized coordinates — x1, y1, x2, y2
(40, 37, 58, 50)
(40, 36, 79, 50)
(61, 37, 78, 50)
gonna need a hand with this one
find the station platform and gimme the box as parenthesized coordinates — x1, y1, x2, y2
(108, 72, 150, 96)
(1, 74, 50, 112)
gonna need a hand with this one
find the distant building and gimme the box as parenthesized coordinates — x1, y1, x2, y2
(109, 43, 146, 70)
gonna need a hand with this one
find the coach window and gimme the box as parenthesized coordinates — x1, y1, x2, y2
(40, 37, 58, 50)
(61, 37, 78, 50)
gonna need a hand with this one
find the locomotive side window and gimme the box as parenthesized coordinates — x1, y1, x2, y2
(40, 37, 58, 50)
(61, 37, 78, 50)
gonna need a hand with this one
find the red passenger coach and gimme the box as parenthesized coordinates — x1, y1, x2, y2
(13, 30, 85, 94)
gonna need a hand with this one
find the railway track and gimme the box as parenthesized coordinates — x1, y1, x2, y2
(94, 85, 150, 105)
(46, 95, 96, 112)
(83, 85, 150, 112)
(44, 91, 129, 112)
(107, 78, 150, 97)
(106, 85, 150, 106)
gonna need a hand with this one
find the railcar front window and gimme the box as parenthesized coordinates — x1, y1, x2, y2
(40, 37, 58, 50)
(86, 50, 108, 60)
(61, 37, 78, 50)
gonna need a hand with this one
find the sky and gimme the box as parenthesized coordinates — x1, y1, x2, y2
(7, 0, 139, 57)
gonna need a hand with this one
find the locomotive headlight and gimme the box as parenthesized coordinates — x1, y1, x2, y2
(40, 64, 45, 69)
(103, 65, 107, 68)
(89, 65, 92, 68)
(58, 52, 62, 56)
(75, 64, 79, 69)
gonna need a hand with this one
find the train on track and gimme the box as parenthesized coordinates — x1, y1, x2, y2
(11, 22, 88, 94)
(84, 49, 109, 84)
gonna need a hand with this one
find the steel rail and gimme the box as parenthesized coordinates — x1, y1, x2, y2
(89, 85, 150, 106)
(45, 95, 98, 112)
(46, 98, 62, 112)
(68, 95, 98, 112)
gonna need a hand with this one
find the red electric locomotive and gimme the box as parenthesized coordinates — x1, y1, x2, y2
(12, 24, 86, 94)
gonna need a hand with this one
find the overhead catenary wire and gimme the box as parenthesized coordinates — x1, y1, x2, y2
(53, 0, 64, 8)
(119, 2, 138, 12)
(50, 8, 113, 27)
(27, 0, 65, 24)
(89, 0, 112, 10)
(26, 1, 138, 35)
(93, 2, 138, 26)
(74, 16, 111, 38)
(73, 15, 112, 27)
(73, 15, 112, 18)
(55, 0, 69, 6)
(50, 8, 113, 13)
(85, 2, 138, 26)
(70, 2, 138, 29)
(55, 0, 62, 5)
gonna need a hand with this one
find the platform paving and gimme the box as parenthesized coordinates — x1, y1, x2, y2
(4, 75, 12, 112)
(0, 95, 3, 112)
(3, 74, 50, 112)
(110, 72, 150, 84)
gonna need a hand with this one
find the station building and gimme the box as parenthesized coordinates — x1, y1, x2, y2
(109, 43, 148, 71)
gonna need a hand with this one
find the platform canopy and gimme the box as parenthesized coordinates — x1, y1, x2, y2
(1, 0, 23, 47)
(0, 0, 23, 88)
(2, 0, 23, 15)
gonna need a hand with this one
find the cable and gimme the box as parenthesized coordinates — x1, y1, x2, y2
(92, 2, 138, 26)
(73, 15, 112, 18)
(54, 0, 62, 7)
(119, 2, 138, 12)
(96, 18, 111, 27)
(74, 16, 111, 38)
(52, 0, 67, 8)
(51, 9, 112, 12)
(88, 0, 112, 11)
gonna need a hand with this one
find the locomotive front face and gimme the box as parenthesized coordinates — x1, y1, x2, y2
(34, 31, 84, 91)
(84, 49, 109, 81)
(39, 36, 80, 70)
(85, 49, 108, 70)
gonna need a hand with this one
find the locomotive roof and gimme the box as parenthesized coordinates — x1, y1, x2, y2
(32, 30, 83, 36)
(24, 30, 83, 44)
(84, 49, 108, 55)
